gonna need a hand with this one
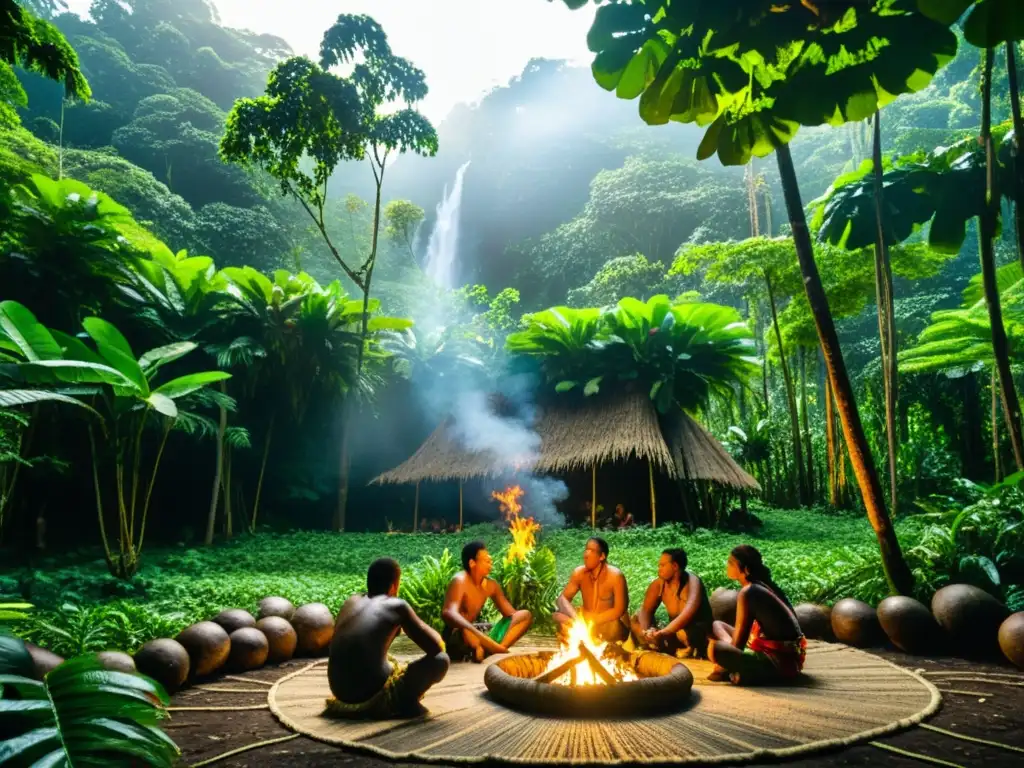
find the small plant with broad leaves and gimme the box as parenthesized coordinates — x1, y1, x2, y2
(491, 547, 558, 632)
(399, 549, 460, 632)
(0, 634, 179, 766)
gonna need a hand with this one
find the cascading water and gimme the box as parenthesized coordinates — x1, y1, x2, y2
(423, 160, 471, 290)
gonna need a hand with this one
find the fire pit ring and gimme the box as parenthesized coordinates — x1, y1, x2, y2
(484, 650, 694, 717)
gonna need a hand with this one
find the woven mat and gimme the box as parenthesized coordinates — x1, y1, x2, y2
(268, 640, 940, 765)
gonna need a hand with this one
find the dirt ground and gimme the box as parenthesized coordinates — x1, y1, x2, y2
(170, 649, 1024, 767)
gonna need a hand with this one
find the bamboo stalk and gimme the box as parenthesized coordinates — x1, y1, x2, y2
(458, 480, 463, 530)
(414, 481, 420, 532)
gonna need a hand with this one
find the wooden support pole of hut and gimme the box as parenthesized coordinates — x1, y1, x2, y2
(458, 480, 464, 531)
(591, 464, 597, 529)
(649, 461, 657, 529)
(413, 482, 420, 532)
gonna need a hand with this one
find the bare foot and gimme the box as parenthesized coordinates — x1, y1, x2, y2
(472, 645, 486, 663)
(707, 667, 729, 683)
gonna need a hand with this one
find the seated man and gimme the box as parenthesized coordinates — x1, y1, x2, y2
(613, 504, 634, 530)
(327, 558, 449, 717)
(441, 541, 534, 662)
(553, 536, 629, 643)
(631, 547, 712, 658)
(708, 545, 806, 685)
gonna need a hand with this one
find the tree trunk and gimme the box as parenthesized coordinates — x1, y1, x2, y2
(825, 376, 837, 508)
(250, 413, 275, 533)
(979, 48, 1024, 471)
(224, 447, 233, 539)
(776, 143, 913, 595)
(1007, 43, 1024, 271)
(335, 158, 387, 532)
(799, 346, 814, 502)
(766, 273, 808, 505)
(872, 111, 900, 515)
(205, 384, 228, 546)
(992, 367, 1003, 483)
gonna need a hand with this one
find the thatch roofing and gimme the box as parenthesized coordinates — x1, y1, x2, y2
(372, 391, 759, 492)
(662, 411, 761, 492)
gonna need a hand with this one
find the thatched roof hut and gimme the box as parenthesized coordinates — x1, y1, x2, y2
(372, 391, 757, 492)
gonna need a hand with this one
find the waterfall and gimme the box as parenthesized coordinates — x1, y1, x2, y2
(423, 160, 471, 290)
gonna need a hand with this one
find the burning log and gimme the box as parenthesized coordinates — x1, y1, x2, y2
(577, 641, 617, 685)
(532, 651, 586, 684)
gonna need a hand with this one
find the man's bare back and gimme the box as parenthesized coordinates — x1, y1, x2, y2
(329, 595, 405, 703)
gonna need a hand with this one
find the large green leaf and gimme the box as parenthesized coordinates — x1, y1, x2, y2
(963, 0, 1024, 47)
(0, 390, 103, 421)
(16, 360, 139, 389)
(145, 393, 179, 418)
(917, 0, 974, 25)
(82, 317, 149, 396)
(0, 302, 63, 362)
(138, 342, 198, 375)
(154, 371, 231, 400)
(0, 642, 179, 767)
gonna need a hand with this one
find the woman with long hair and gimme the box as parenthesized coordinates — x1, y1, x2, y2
(708, 544, 805, 684)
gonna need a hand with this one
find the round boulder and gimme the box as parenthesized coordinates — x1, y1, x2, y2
(134, 638, 190, 692)
(212, 608, 256, 634)
(710, 588, 738, 625)
(25, 643, 64, 679)
(931, 584, 1009, 657)
(258, 596, 295, 621)
(291, 603, 334, 656)
(998, 612, 1024, 669)
(95, 651, 137, 673)
(831, 598, 884, 647)
(794, 603, 834, 641)
(227, 628, 269, 672)
(257, 616, 298, 663)
(176, 621, 231, 678)
(877, 596, 940, 655)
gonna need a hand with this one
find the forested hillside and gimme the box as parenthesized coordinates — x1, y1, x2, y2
(1, 0, 1022, 558)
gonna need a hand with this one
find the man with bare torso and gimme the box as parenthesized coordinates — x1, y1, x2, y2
(327, 558, 450, 718)
(553, 537, 629, 643)
(631, 548, 712, 658)
(441, 541, 534, 662)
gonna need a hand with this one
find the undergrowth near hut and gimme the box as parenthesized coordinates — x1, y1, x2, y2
(0, 506, 891, 653)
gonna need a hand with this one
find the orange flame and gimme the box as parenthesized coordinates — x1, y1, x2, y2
(491, 485, 540, 563)
(543, 617, 637, 686)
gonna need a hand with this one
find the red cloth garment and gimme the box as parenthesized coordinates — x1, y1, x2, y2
(748, 620, 807, 678)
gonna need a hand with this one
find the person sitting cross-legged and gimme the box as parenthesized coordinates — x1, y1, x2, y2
(707, 545, 806, 685)
(631, 547, 712, 658)
(441, 541, 534, 662)
(553, 536, 630, 644)
(326, 558, 450, 718)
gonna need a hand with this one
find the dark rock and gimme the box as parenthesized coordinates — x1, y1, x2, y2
(212, 608, 256, 634)
(258, 596, 296, 621)
(831, 598, 884, 647)
(95, 651, 137, 673)
(291, 603, 334, 656)
(176, 621, 231, 678)
(794, 603, 834, 640)
(998, 612, 1024, 669)
(877, 596, 940, 654)
(710, 588, 738, 625)
(134, 638, 190, 692)
(24, 643, 64, 679)
(227, 628, 269, 672)
(931, 584, 1009, 657)
(257, 616, 298, 663)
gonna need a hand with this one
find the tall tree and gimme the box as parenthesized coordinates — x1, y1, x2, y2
(220, 14, 437, 530)
(555, 0, 960, 593)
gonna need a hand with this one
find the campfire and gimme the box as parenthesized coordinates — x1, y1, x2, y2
(491, 485, 541, 563)
(540, 617, 638, 686)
